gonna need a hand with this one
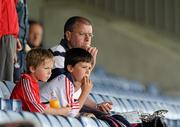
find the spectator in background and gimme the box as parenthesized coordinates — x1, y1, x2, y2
(27, 20, 43, 48)
(14, 19, 43, 83)
(0, 0, 22, 81)
(47, 16, 112, 113)
(14, 0, 29, 83)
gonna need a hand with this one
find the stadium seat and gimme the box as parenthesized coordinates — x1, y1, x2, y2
(119, 98, 134, 112)
(46, 114, 62, 127)
(115, 98, 128, 112)
(0, 110, 11, 123)
(90, 94, 104, 103)
(56, 116, 71, 127)
(20, 111, 42, 127)
(80, 116, 99, 127)
(3, 80, 15, 94)
(66, 117, 83, 127)
(5, 110, 23, 122)
(35, 113, 52, 127)
(0, 81, 11, 98)
(93, 118, 110, 127)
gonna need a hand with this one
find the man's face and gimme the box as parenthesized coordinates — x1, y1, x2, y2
(66, 22, 93, 49)
(28, 24, 43, 48)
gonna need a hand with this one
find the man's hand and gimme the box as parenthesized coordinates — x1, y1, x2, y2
(16, 38, 22, 52)
(85, 46, 98, 69)
(97, 102, 113, 113)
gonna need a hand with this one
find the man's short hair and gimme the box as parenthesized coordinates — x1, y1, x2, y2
(26, 48, 53, 73)
(64, 16, 92, 37)
(29, 20, 43, 28)
(64, 48, 93, 72)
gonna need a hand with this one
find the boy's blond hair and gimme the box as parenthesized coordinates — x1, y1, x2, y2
(26, 48, 54, 73)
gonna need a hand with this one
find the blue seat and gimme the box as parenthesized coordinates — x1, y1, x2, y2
(93, 118, 110, 127)
(140, 101, 154, 114)
(166, 119, 177, 127)
(21, 111, 41, 127)
(119, 98, 134, 112)
(177, 119, 180, 127)
(134, 100, 147, 112)
(115, 98, 128, 112)
(3, 80, 15, 94)
(89, 93, 96, 102)
(35, 113, 52, 127)
(0, 81, 10, 99)
(66, 117, 83, 127)
(80, 116, 99, 127)
(46, 114, 62, 127)
(0, 110, 11, 123)
(127, 99, 147, 112)
(90, 94, 104, 103)
(5, 110, 23, 122)
(56, 116, 71, 127)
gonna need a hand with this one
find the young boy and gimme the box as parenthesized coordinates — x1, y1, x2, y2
(10, 48, 71, 116)
(40, 48, 93, 117)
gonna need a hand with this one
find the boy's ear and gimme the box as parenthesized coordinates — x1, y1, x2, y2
(67, 65, 73, 73)
(29, 66, 36, 73)
(65, 31, 71, 41)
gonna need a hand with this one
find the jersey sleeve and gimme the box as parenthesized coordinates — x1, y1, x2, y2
(21, 78, 46, 112)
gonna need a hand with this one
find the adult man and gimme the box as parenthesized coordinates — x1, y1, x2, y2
(27, 20, 43, 48)
(14, 20, 43, 82)
(47, 16, 112, 113)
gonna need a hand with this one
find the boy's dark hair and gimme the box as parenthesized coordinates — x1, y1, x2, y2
(64, 16, 92, 38)
(64, 48, 93, 72)
(26, 48, 54, 74)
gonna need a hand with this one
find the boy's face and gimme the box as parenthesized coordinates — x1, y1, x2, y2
(68, 62, 92, 82)
(30, 59, 53, 82)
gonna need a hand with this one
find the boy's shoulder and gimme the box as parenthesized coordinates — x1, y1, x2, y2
(50, 74, 66, 83)
(19, 73, 37, 85)
(19, 73, 32, 82)
(50, 73, 73, 84)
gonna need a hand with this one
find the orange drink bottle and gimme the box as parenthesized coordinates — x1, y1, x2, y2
(49, 91, 60, 108)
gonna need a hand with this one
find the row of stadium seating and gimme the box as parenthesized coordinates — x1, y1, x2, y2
(0, 68, 180, 126)
(0, 110, 110, 127)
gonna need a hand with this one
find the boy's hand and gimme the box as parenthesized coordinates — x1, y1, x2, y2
(16, 38, 22, 52)
(81, 76, 93, 92)
(60, 106, 72, 116)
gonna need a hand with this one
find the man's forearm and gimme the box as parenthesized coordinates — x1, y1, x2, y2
(84, 96, 97, 109)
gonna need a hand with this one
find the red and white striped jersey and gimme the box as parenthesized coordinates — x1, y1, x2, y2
(40, 72, 80, 117)
(10, 74, 46, 112)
